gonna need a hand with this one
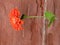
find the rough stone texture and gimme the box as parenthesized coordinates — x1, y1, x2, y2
(0, 0, 60, 45)
(0, 0, 43, 45)
(46, 0, 60, 45)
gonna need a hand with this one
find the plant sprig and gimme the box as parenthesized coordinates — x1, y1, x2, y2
(45, 11, 55, 27)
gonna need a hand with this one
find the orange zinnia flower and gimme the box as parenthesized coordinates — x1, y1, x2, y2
(9, 8, 24, 31)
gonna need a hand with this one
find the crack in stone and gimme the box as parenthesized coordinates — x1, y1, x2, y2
(36, 0, 38, 16)
(53, 0, 56, 15)
(40, 0, 44, 16)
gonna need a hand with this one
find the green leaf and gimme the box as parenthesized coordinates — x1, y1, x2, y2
(45, 11, 55, 27)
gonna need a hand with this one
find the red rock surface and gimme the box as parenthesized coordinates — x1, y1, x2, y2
(0, 0, 60, 45)
(46, 0, 60, 45)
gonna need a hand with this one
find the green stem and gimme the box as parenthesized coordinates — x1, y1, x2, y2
(26, 16, 43, 18)
(21, 14, 43, 19)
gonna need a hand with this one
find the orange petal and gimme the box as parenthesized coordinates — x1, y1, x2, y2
(9, 8, 20, 17)
(9, 8, 24, 30)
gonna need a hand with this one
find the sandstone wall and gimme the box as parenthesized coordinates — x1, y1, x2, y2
(0, 0, 60, 45)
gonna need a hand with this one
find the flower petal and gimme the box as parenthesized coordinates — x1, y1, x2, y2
(9, 8, 24, 30)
